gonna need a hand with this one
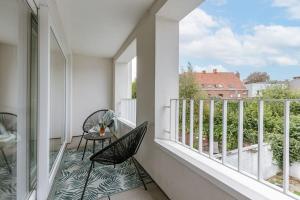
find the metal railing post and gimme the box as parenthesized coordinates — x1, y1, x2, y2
(199, 100, 203, 153)
(182, 100, 186, 145)
(258, 100, 264, 181)
(190, 100, 194, 148)
(209, 99, 214, 158)
(238, 100, 244, 171)
(283, 100, 290, 193)
(222, 100, 228, 164)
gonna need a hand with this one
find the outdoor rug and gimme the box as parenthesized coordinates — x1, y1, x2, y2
(0, 156, 16, 200)
(48, 144, 152, 200)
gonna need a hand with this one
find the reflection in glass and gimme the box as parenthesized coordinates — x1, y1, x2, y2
(49, 29, 66, 172)
(29, 16, 38, 190)
(0, 0, 36, 199)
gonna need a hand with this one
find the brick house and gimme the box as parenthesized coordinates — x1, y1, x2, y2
(194, 69, 248, 98)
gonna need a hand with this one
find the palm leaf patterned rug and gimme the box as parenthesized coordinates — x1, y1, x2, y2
(48, 144, 152, 200)
(0, 150, 62, 200)
(0, 157, 16, 200)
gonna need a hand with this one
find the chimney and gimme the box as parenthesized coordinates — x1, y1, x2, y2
(202, 70, 206, 74)
(213, 69, 217, 74)
(235, 72, 240, 79)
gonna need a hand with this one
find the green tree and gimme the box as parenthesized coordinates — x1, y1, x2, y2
(131, 80, 137, 99)
(179, 63, 207, 147)
(261, 86, 300, 168)
(179, 63, 207, 100)
(245, 72, 270, 84)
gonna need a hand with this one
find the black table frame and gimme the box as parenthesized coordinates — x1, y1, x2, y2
(81, 132, 112, 160)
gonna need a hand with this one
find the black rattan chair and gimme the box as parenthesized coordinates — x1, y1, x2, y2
(77, 109, 114, 151)
(0, 112, 17, 173)
(80, 121, 148, 200)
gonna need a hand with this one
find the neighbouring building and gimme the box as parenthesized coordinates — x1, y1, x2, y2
(246, 82, 288, 97)
(289, 76, 300, 92)
(194, 69, 248, 98)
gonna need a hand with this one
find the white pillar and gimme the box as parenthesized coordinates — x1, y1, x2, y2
(155, 16, 179, 140)
(134, 13, 179, 184)
(37, 3, 50, 200)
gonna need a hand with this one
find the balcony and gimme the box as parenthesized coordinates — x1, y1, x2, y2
(0, 0, 299, 200)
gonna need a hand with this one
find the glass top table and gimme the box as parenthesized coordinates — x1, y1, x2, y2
(81, 132, 113, 160)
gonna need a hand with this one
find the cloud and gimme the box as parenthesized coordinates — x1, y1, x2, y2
(193, 64, 229, 72)
(211, 0, 227, 6)
(179, 8, 300, 68)
(272, 0, 300, 20)
(268, 56, 299, 66)
(180, 8, 219, 43)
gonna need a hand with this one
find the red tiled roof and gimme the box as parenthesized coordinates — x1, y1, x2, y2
(194, 71, 247, 90)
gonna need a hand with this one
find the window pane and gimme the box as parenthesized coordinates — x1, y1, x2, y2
(0, 0, 35, 199)
(49, 29, 66, 172)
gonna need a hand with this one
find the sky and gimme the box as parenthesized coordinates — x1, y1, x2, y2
(179, 0, 300, 81)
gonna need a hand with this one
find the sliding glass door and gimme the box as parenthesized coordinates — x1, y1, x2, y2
(29, 15, 38, 191)
(0, 0, 38, 199)
(49, 29, 66, 172)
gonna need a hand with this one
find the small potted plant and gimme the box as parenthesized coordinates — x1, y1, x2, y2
(99, 121, 106, 136)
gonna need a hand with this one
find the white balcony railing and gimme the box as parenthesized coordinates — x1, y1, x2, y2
(120, 98, 136, 125)
(168, 98, 300, 199)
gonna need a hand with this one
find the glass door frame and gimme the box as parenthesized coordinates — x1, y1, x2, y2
(27, 13, 38, 194)
(49, 27, 67, 175)
(14, 1, 39, 200)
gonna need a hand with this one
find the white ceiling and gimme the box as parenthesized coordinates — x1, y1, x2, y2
(56, 0, 155, 57)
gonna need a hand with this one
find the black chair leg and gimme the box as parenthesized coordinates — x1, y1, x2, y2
(92, 141, 95, 168)
(0, 148, 11, 173)
(82, 140, 88, 160)
(132, 157, 147, 190)
(81, 162, 93, 200)
(77, 132, 85, 151)
(93, 140, 95, 154)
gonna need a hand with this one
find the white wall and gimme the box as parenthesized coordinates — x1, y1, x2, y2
(289, 78, 300, 92)
(224, 144, 279, 180)
(48, 0, 73, 143)
(0, 43, 17, 113)
(245, 83, 267, 97)
(224, 144, 300, 180)
(246, 83, 286, 97)
(50, 49, 66, 139)
(71, 54, 113, 136)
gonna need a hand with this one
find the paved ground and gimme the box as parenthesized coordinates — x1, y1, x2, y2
(268, 173, 300, 196)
